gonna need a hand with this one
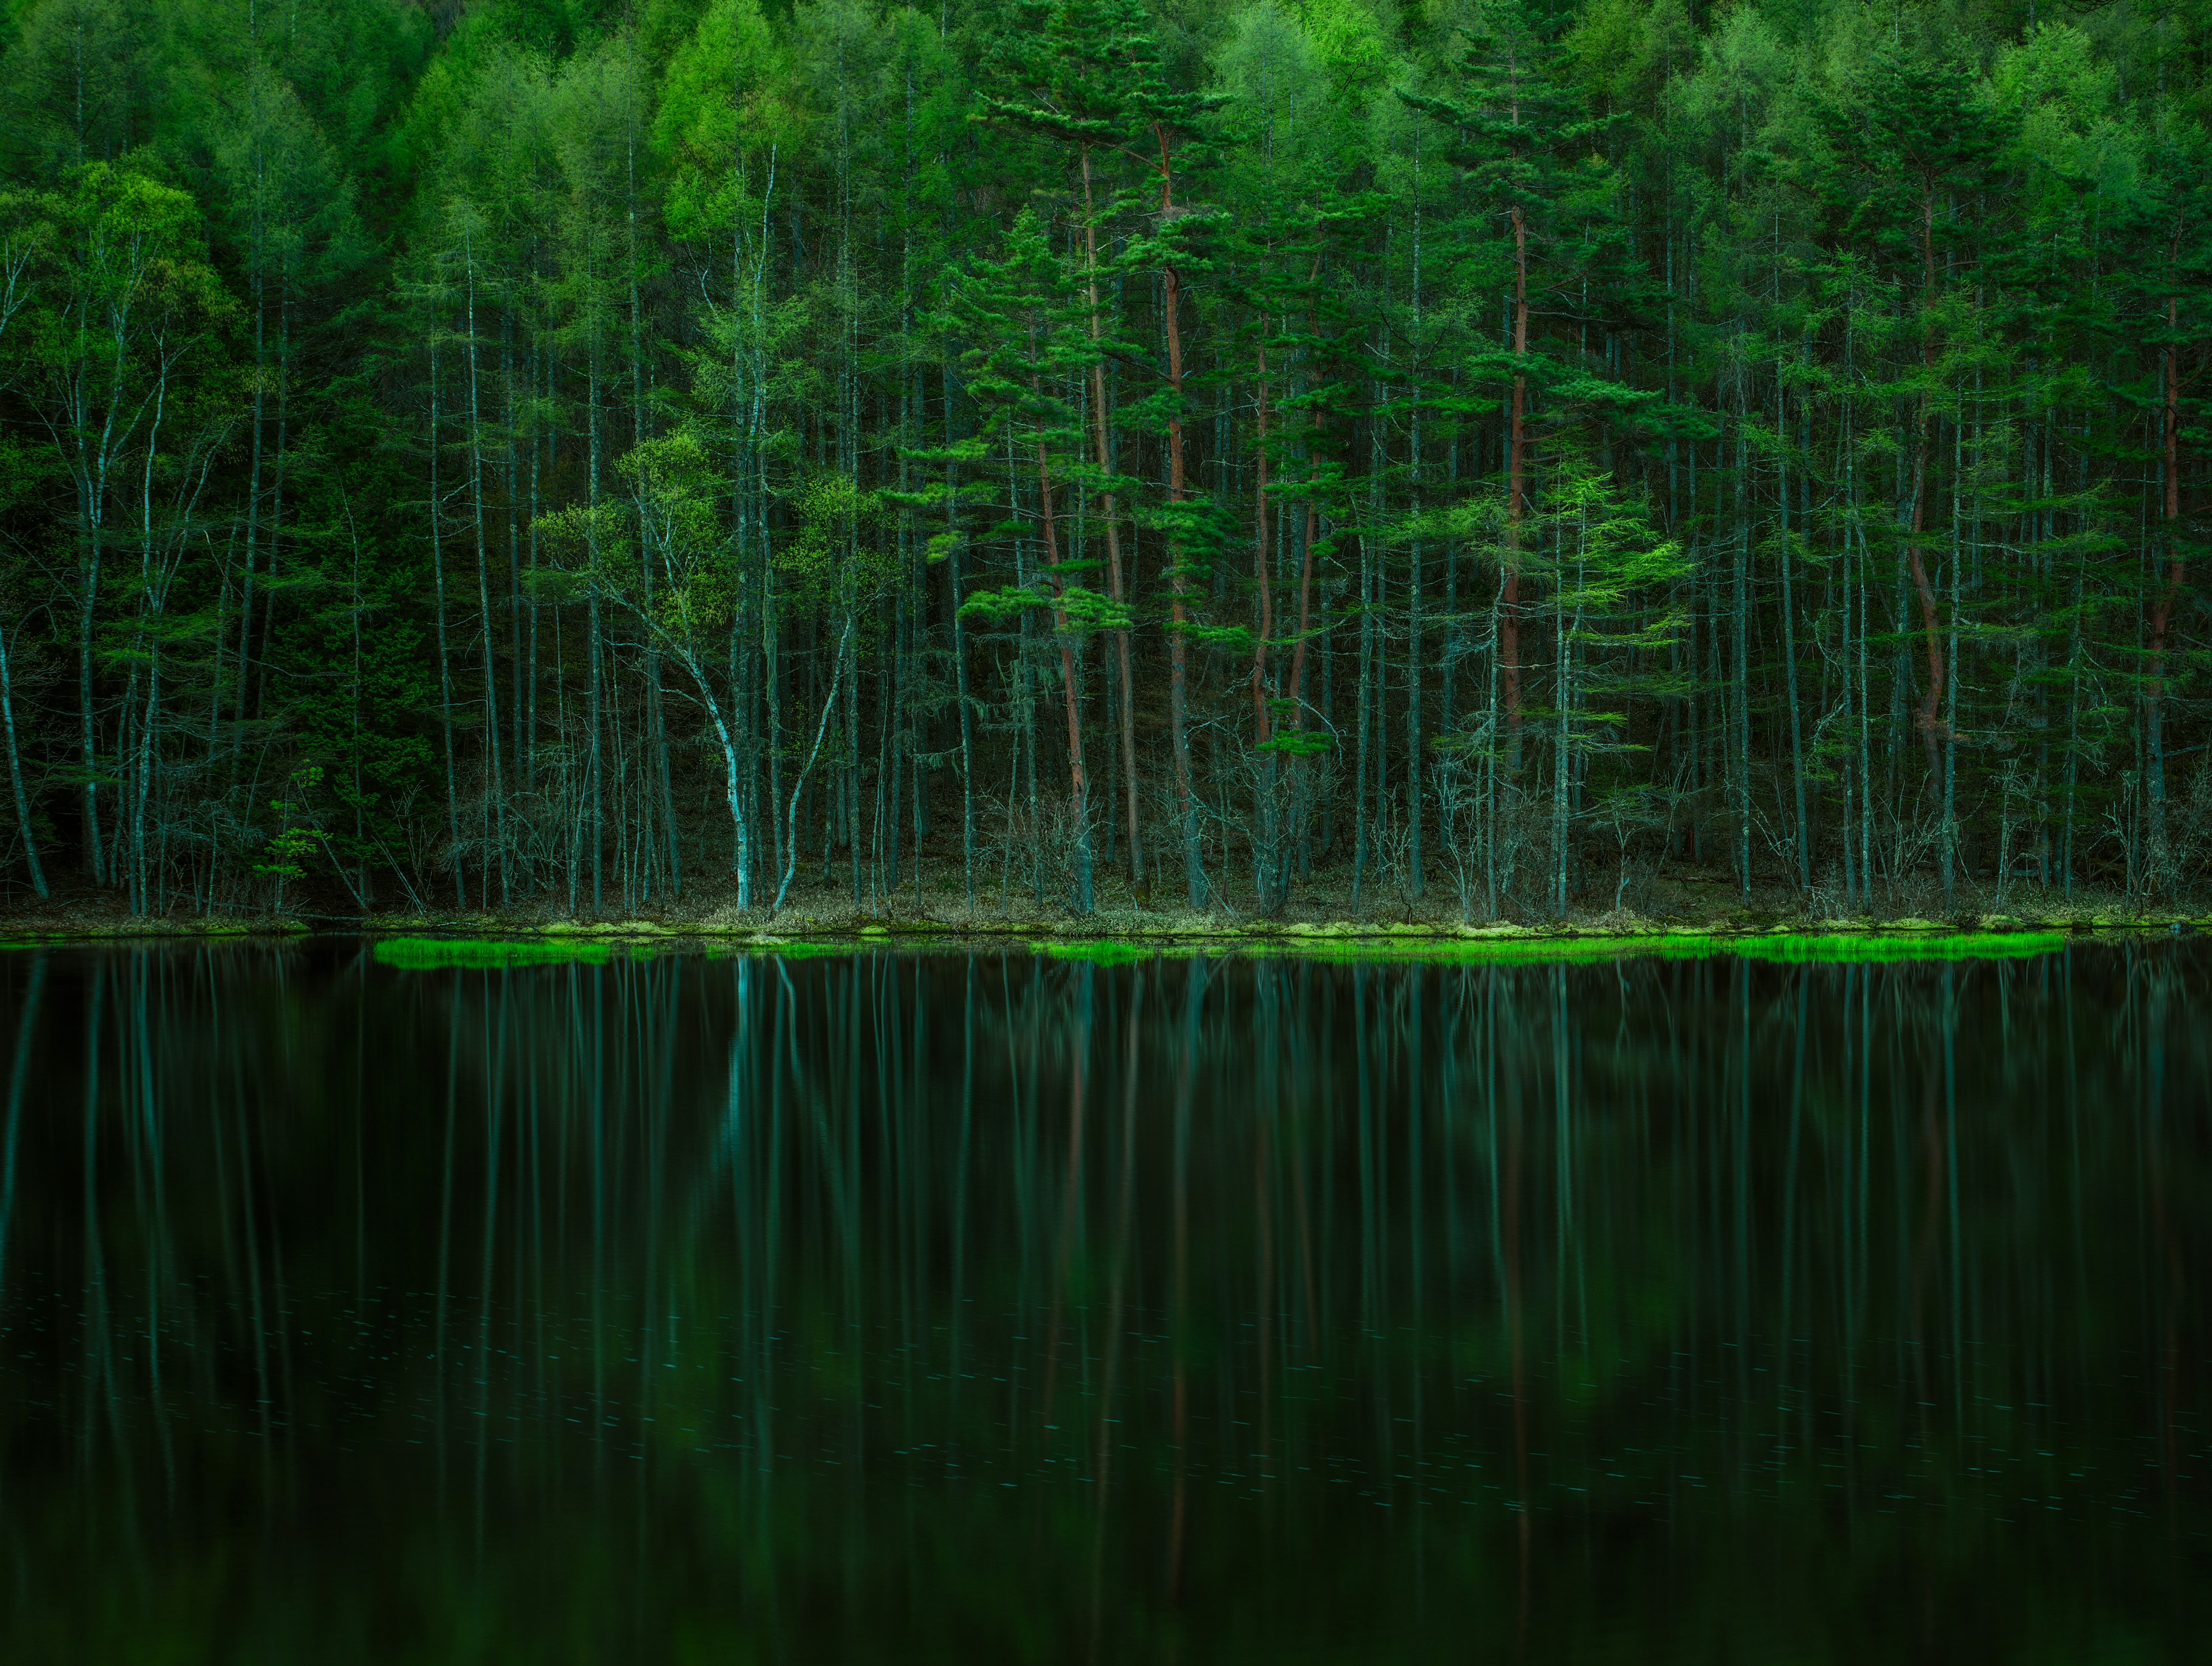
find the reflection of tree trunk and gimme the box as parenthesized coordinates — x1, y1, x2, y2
(2143, 974, 2184, 1534)
(0, 954, 50, 1301)
(1255, 1068, 1273, 1486)
(1040, 970, 1089, 1430)
(1088, 973, 1142, 1663)
(1166, 962, 1202, 1602)
(1505, 1086, 1529, 1646)
(1910, 1074, 1941, 1412)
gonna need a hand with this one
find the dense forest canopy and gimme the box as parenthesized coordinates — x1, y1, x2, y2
(0, 0, 2204, 921)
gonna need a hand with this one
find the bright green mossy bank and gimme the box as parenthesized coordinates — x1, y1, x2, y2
(349, 925, 2107, 973)
(6, 917, 2187, 970)
(372, 934, 869, 969)
(372, 937, 615, 970)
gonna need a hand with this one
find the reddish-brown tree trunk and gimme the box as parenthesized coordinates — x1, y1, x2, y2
(2150, 291, 2186, 683)
(1286, 255, 1325, 731)
(1251, 340, 1274, 744)
(1908, 184, 1946, 777)
(1079, 146, 1143, 887)
(1158, 122, 1203, 906)
(1033, 377, 1093, 912)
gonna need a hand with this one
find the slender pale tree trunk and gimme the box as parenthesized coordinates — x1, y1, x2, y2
(626, 123, 679, 906)
(777, 620, 853, 911)
(74, 476, 103, 885)
(234, 161, 264, 758)
(1286, 257, 1326, 743)
(1943, 400, 1963, 912)
(1732, 352, 1751, 899)
(945, 363, 975, 902)
(462, 221, 509, 902)
(1906, 187, 1947, 784)
(0, 624, 46, 900)
(254, 273, 290, 728)
(1406, 172, 1425, 900)
(584, 267, 605, 915)
(1250, 337, 1277, 904)
(1777, 352, 1810, 892)
(427, 324, 464, 907)
(2146, 272, 2186, 886)
(1502, 203, 1529, 769)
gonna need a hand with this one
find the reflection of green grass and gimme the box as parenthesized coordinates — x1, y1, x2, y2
(1297, 929, 2074, 966)
(373, 936, 615, 970)
(1730, 931, 2069, 963)
(736, 939, 863, 960)
(1028, 929, 2074, 967)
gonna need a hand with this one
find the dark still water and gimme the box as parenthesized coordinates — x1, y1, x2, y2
(0, 940, 2205, 1663)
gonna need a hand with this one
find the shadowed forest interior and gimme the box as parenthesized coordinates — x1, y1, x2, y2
(0, 0, 2206, 920)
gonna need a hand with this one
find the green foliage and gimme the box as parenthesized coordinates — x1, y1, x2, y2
(0, 0, 2206, 921)
(373, 934, 617, 968)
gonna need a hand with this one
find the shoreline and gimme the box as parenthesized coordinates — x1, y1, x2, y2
(3, 908, 2205, 966)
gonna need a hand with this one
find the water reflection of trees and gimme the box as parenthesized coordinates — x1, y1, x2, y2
(0, 942, 2203, 1660)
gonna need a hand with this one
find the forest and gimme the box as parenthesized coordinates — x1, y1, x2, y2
(0, 0, 2204, 923)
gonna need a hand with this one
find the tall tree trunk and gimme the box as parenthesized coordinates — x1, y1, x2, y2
(1907, 185, 1946, 783)
(1157, 125, 1204, 908)
(234, 182, 264, 760)
(427, 328, 464, 908)
(585, 282, 605, 916)
(1080, 147, 1143, 890)
(1250, 338, 1277, 906)
(75, 479, 103, 885)
(1503, 203, 1529, 768)
(0, 624, 46, 900)
(1035, 402, 1094, 915)
(2146, 278, 2186, 887)
(1778, 355, 1810, 892)
(1406, 174, 1425, 900)
(463, 223, 509, 904)
(1732, 352, 1751, 899)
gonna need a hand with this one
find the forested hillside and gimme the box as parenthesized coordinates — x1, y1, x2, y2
(0, 0, 2205, 921)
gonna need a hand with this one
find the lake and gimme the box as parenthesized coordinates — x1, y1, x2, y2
(0, 938, 2204, 1662)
